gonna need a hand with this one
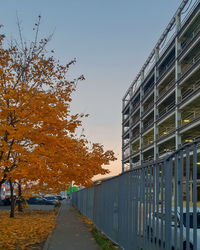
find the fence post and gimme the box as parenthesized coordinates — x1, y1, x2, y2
(165, 158, 172, 250)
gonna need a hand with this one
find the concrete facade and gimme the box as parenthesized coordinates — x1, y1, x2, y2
(122, 1, 200, 172)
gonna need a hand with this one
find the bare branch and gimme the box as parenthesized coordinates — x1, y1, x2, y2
(16, 12, 24, 52)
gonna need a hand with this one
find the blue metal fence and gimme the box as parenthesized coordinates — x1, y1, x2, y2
(72, 140, 200, 250)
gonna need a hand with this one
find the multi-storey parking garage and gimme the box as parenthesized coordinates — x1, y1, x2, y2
(122, 0, 200, 172)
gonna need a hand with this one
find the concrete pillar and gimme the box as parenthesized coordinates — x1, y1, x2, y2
(175, 14, 182, 149)
(122, 97, 130, 172)
(129, 126, 133, 170)
(122, 99, 124, 172)
(140, 71, 144, 165)
(176, 14, 181, 33)
(122, 138, 125, 172)
(128, 89, 133, 170)
(154, 47, 159, 160)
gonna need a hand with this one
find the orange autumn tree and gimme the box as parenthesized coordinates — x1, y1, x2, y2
(0, 18, 116, 217)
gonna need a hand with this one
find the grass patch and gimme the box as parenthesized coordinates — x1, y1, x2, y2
(91, 227, 118, 250)
(55, 201, 62, 208)
(78, 211, 118, 250)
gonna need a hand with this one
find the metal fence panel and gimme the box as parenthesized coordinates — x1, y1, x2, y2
(72, 139, 200, 250)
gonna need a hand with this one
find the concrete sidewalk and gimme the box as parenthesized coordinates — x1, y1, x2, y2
(44, 200, 99, 250)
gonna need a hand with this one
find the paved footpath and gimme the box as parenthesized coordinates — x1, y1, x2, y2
(45, 199, 99, 250)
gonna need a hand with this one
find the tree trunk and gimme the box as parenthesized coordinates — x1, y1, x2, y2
(9, 179, 15, 218)
(18, 183, 23, 212)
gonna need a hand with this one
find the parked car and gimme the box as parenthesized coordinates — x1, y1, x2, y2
(56, 195, 64, 201)
(146, 208, 200, 250)
(43, 196, 59, 205)
(159, 151, 173, 159)
(2, 196, 11, 205)
(27, 197, 55, 205)
(0, 198, 4, 206)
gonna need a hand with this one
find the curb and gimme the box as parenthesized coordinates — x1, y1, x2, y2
(43, 203, 63, 250)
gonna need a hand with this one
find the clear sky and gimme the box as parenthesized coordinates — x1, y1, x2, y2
(0, 0, 184, 178)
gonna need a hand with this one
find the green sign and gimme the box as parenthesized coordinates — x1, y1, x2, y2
(66, 186, 78, 195)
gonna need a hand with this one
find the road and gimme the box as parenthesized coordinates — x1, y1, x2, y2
(0, 204, 55, 210)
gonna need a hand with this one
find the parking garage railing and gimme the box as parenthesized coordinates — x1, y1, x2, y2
(158, 101, 175, 119)
(143, 85, 154, 100)
(158, 58, 175, 80)
(180, 79, 200, 103)
(143, 137, 154, 148)
(181, 53, 200, 78)
(143, 119, 154, 130)
(180, 1, 200, 36)
(158, 79, 175, 101)
(72, 139, 200, 250)
(179, 28, 200, 57)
